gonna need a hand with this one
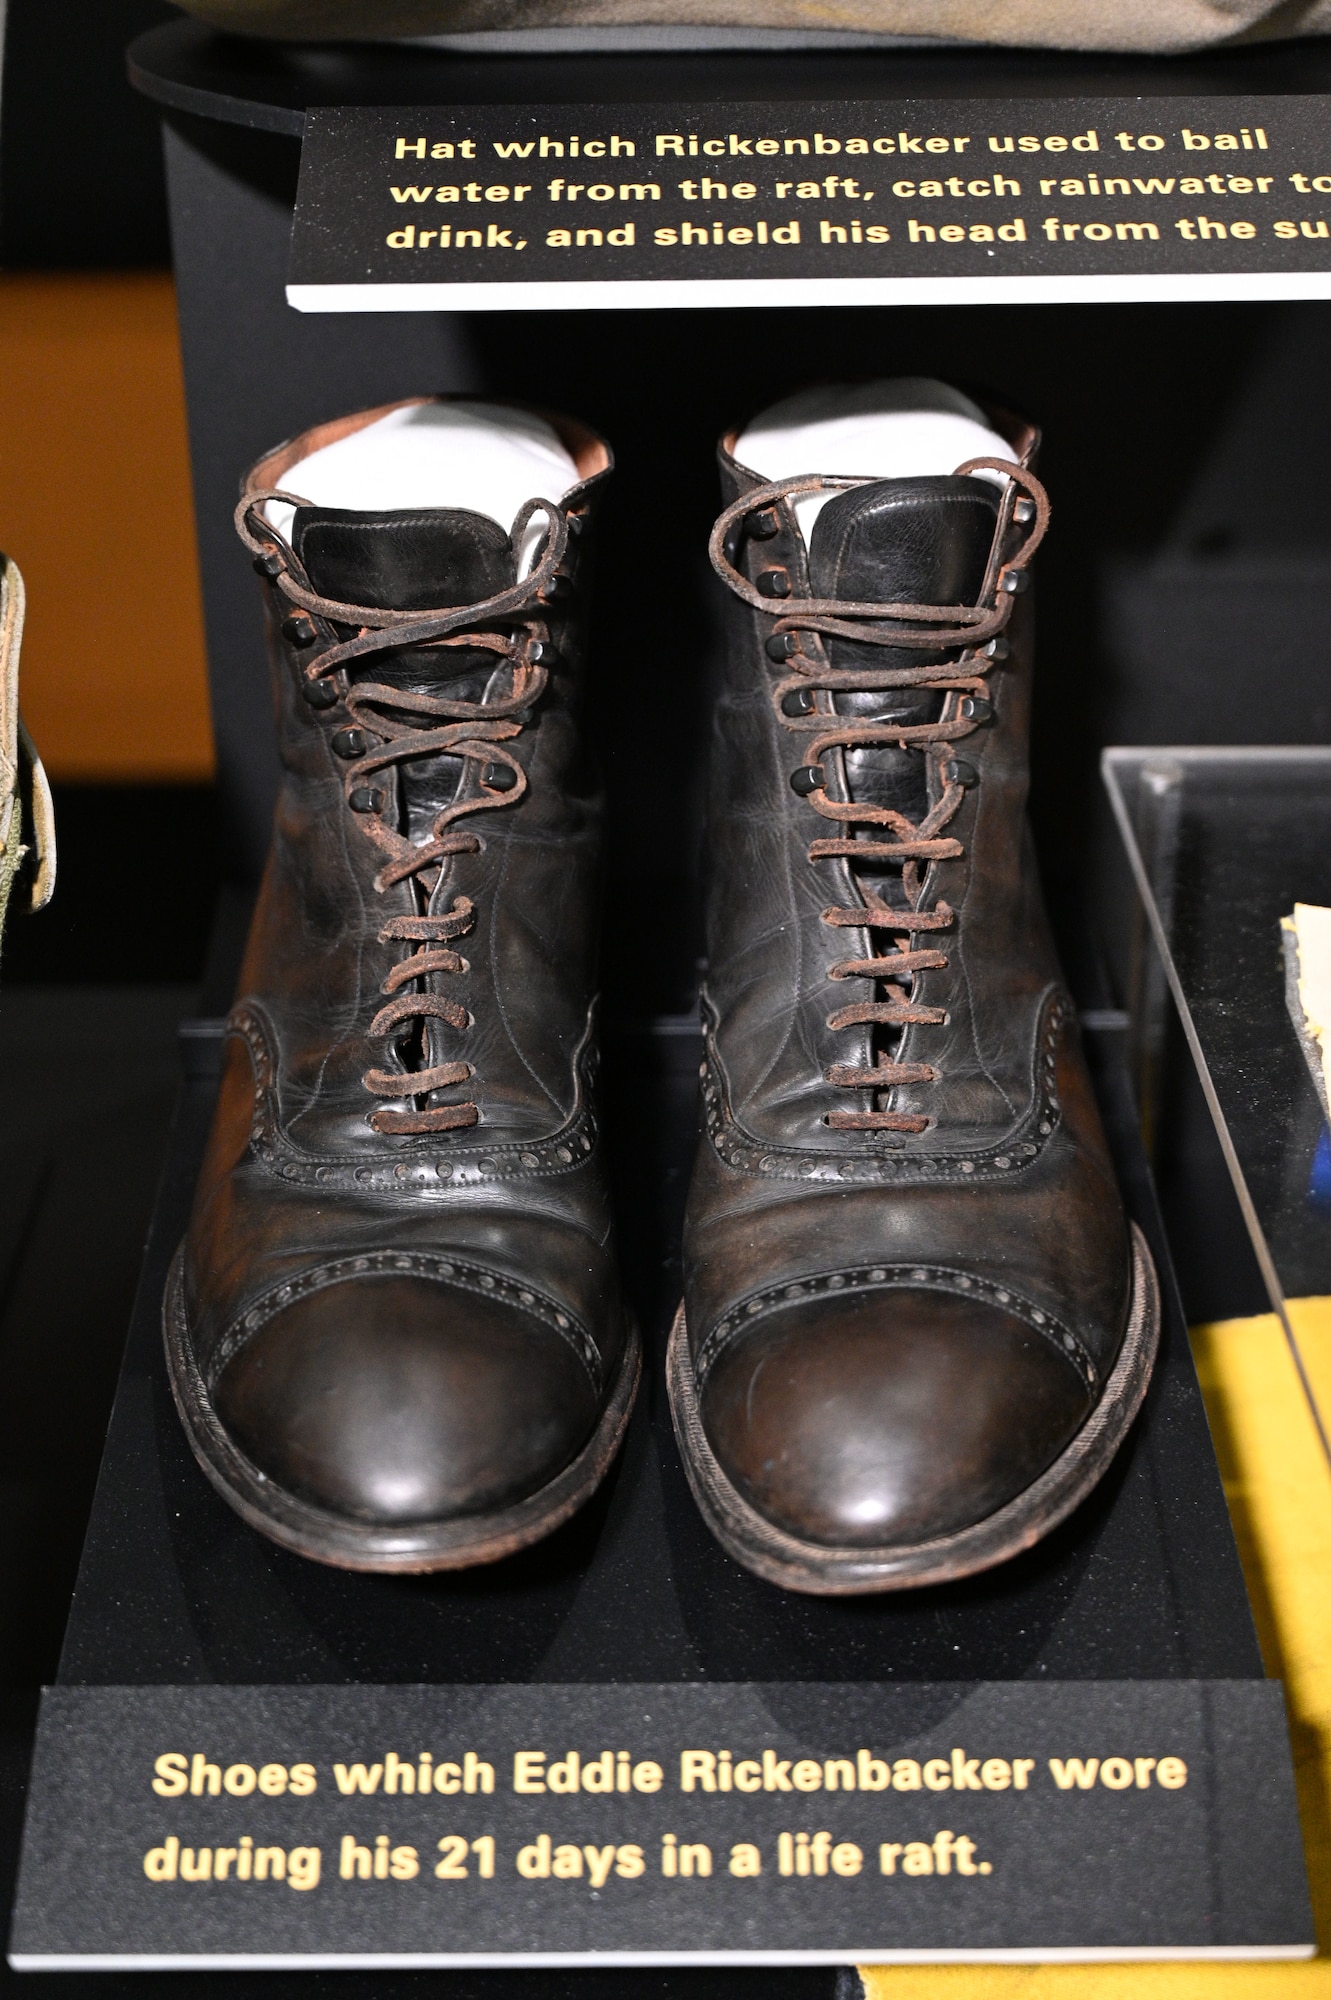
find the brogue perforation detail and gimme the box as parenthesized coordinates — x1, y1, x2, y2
(209, 1251, 602, 1395)
(694, 1261, 1096, 1397)
(702, 988, 1069, 1183)
(231, 1002, 600, 1190)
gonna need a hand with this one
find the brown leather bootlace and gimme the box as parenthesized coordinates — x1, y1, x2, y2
(237, 489, 576, 1136)
(710, 457, 1050, 1135)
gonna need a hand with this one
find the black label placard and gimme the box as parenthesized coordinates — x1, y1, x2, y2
(8, 1681, 1312, 1966)
(287, 96, 1331, 310)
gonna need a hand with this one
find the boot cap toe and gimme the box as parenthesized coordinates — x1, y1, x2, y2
(699, 1282, 1092, 1550)
(214, 1272, 600, 1527)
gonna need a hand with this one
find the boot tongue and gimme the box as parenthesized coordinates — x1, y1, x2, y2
(806, 474, 999, 607)
(290, 506, 521, 838)
(291, 505, 518, 704)
(804, 475, 1003, 835)
(291, 505, 516, 615)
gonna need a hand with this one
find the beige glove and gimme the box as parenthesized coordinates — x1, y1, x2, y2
(168, 0, 1331, 52)
(0, 556, 55, 935)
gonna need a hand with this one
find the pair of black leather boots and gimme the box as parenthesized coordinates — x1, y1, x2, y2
(166, 384, 1159, 1595)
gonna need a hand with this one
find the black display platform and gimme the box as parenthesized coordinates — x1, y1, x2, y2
(8, 911, 1304, 1971)
(56, 934, 1259, 1692)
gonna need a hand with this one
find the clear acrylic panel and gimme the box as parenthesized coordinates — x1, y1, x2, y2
(1103, 746, 1331, 1460)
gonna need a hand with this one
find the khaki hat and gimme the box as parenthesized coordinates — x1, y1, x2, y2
(167, 0, 1331, 53)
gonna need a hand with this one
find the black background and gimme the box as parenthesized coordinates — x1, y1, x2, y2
(0, 0, 174, 267)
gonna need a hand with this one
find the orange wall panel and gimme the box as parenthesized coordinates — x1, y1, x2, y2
(0, 272, 214, 781)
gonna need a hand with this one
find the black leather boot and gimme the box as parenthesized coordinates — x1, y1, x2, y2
(166, 397, 637, 1571)
(670, 385, 1159, 1594)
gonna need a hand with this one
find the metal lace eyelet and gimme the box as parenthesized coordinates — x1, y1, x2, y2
(782, 686, 817, 717)
(791, 763, 825, 796)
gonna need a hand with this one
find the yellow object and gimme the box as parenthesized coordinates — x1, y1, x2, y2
(858, 1297, 1331, 1996)
(0, 273, 214, 782)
